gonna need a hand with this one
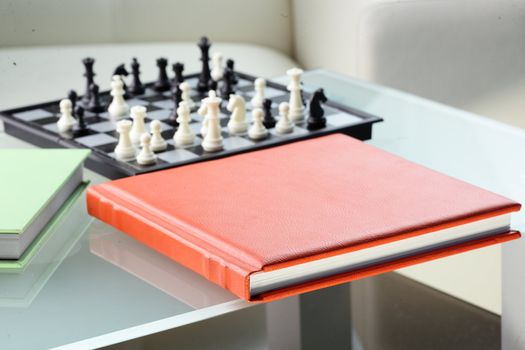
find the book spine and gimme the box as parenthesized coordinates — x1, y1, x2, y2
(86, 187, 251, 300)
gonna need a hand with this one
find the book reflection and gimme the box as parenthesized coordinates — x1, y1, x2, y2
(89, 229, 237, 309)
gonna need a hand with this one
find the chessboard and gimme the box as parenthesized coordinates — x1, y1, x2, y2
(1, 71, 382, 179)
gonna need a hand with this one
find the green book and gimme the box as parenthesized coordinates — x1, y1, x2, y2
(0, 149, 90, 259)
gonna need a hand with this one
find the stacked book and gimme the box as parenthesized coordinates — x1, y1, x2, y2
(0, 149, 89, 269)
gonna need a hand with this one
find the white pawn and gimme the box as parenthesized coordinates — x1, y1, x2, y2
(136, 133, 157, 166)
(201, 93, 223, 152)
(114, 120, 136, 161)
(275, 102, 293, 134)
(211, 52, 224, 81)
(248, 108, 268, 140)
(198, 90, 217, 137)
(108, 75, 129, 119)
(227, 94, 248, 134)
(130, 105, 147, 146)
(174, 102, 195, 146)
(180, 82, 195, 110)
(149, 120, 167, 152)
(57, 99, 76, 132)
(251, 78, 266, 108)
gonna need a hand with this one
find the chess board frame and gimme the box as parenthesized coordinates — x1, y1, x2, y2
(1, 72, 383, 179)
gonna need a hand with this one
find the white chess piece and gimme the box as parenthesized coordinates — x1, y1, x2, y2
(226, 94, 248, 134)
(114, 120, 136, 161)
(198, 90, 217, 137)
(149, 120, 167, 152)
(248, 108, 268, 140)
(275, 102, 293, 134)
(136, 133, 157, 165)
(174, 101, 195, 146)
(180, 82, 195, 110)
(251, 78, 266, 108)
(201, 93, 223, 152)
(286, 67, 305, 122)
(57, 99, 76, 132)
(211, 52, 224, 81)
(130, 105, 147, 145)
(108, 75, 129, 119)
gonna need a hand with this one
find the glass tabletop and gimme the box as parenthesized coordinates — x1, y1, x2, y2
(2, 69, 525, 349)
(0, 136, 246, 349)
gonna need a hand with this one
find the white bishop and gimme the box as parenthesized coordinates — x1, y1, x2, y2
(129, 105, 147, 145)
(174, 101, 195, 146)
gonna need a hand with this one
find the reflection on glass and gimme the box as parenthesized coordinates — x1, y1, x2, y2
(0, 193, 91, 307)
(89, 229, 237, 308)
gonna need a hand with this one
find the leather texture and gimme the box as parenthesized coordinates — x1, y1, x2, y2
(87, 134, 521, 301)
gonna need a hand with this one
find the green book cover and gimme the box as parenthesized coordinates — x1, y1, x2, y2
(0, 149, 90, 234)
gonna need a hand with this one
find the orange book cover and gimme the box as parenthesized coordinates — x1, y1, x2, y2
(87, 134, 521, 301)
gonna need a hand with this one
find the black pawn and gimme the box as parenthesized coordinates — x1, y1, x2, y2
(68, 90, 78, 111)
(113, 64, 130, 98)
(153, 58, 170, 92)
(73, 106, 89, 137)
(87, 83, 105, 113)
(307, 88, 328, 130)
(81, 57, 95, 105)
(172, 62, 185, 89)
(262, 98, 276, 128)
(130, 58, 145, 95)
(226, 59, 238, 85)
(169, 86, 182, 127)
(197, 36, 212, 93)
(220, 67, 234, 99)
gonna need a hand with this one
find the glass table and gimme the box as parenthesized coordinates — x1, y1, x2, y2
(1, 69, 523, 349)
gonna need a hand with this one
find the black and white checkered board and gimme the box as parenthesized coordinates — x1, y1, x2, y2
(1, 72, 382, 179)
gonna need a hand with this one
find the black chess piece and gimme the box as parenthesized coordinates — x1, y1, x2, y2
(300, 82, 307, 107)
(172, 62, 185, 89)
(262, 98, 276, 128)
(73, 105, 90, 137)
(220, 67, 235, 99)
(306, 88, 328, 130)
(153, 57, 170, 92)
(169, 86, 182, 127)
(81, 57, 95, 105)
(208, 79, 218, 92)
(129, 57, 145, 95)
(87, 83, 105, 113)
(226, 59, 238, 85)
(113, 64, 130, 98)
(67, 90, 78, 111)
(197, 36, 212, 93)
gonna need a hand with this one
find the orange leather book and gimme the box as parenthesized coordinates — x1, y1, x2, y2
(87, 134, 521, 302)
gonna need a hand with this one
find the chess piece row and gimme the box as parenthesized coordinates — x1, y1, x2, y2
(112, 91, 297, 166)
(113, 104, 194, 165)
